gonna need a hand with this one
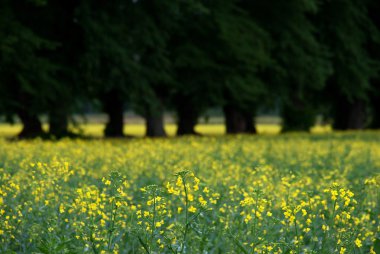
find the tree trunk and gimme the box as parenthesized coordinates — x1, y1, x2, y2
(17, 109, 44, 138)
(176, 104, 199, 136)
(281, 103, 316, 132)
(145, 95, 166, 137)
(244, 113, 257, 134)
(49, 108, 69, 138)
(146, 114, 166, 137)
(146, 107, 166, 137)
(333, 97, 350, 130)
(369, 94, 380, 129)
(347, 100, 367, 129)
(333, 98, 367, 130)
(223, 105, 247, 134)
(102, 90, 124, 137)
(371, 110, 380, 129)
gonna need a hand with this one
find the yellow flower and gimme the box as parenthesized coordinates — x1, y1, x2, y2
(244, 214, 252, 223)
(331, 190, 338, 201)
(355, 238, 362, 248)
(193, 177, 200, 191)
(176, 177, 183, 187)
(188, 206, 197, 213)
(155, 220, 164, 228)
(59, 204, 65, 213)
(198, 196, 207, 206)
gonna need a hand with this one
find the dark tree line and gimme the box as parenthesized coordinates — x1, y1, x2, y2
(0, 0, 379, 138)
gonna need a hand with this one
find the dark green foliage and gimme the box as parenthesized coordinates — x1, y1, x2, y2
(317, 0, 380, 129)
(170, 0, 271, 134)
(0, 0, 58, 137)
(126, 1, 179, 137)
(243, 0, 332, 131)
(1, 0, 380, 136)
(367, 0, 380, 129)
(0, 0, 84, 138)
(76, 0, 140, 137)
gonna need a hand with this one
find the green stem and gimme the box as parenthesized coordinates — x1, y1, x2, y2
(330, 198, 337, 239)
(293, 213, 300, 254)
(253, 191, 259, 239)
(108, 185, 117, 252)
(90, 223, 99, 254)
(180, 177, 189, 254)
(138, 236, 151, 254)
(150, 188, 157, 252)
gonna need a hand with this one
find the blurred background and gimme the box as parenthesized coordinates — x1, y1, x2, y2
(0, 0, 379, 138)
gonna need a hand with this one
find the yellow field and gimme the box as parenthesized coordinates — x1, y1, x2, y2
(0, 123, 332, 137)
(0, 132, 378, 253)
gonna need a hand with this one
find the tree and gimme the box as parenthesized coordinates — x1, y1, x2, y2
(217, 1, 271, 134)
(77, 0, 138, 137)
(45, 1, 83, 138)
(317, 0, 380, 130)
(27, 0, 84, 138)
(0, 0, 59, 138)
(126, 1, 179, 137)
(169, 0, 270, 135)
(367, 0, 380, 129)
(168, 1, 221, 135)
(242, 0, 332, 132)
(0, 0, 85, 138)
